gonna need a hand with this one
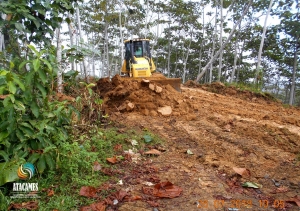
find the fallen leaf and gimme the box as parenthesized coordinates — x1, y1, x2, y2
(93, 161, 102, 171)
(80, 202, 106, 211)
(131, 140, 138, 146)
(286, 195, 300, 207)
(9, 201, 38, 210)
(242, 182, 262, 189)
(128, 195, 142, 201)
(144, 149, 161, 155)
(271, 186, 289, 194)
(186, 149, 194, 155)
(113, 144, 123, 151)
(79, 186, 97, 198)
(233, 167, 251, 178)
(114, 190, 128, 201)
(143, 181, 183, 198)
(106, 156, 118, 164)
(47, 189, 55, 197)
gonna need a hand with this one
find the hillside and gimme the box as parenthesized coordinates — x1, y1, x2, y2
(92, 76, 300, 211)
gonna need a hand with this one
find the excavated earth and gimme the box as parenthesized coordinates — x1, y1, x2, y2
(94, 75, 300, 211)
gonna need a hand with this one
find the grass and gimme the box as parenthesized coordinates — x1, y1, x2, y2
(0, 125, 164, 211)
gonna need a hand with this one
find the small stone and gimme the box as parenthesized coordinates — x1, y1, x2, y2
(157, 106, 172, 116)
(155, 85, 163, 93)
(126, 102, 135, 111)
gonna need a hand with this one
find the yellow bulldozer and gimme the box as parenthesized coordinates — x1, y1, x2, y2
(120, 38, 181, 91)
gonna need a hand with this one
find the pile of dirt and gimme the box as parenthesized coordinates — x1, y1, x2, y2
(185, 80, 277, 103)
(94, 75, 195, 117)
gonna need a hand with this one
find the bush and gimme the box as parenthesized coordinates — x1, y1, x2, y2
(0, 45, 75, 185)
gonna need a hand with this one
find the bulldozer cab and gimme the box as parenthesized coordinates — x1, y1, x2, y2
(124, 39, 151, 59)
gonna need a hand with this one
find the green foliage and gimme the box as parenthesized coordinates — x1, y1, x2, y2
(0, 46, 75, 184)
(0, 0, 77, 45)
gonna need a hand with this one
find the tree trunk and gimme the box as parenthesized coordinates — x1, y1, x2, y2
(68, 13, 75, 71)
(255, 0, 274, 84)
(289, 43, 298, 105)
(56, 26, 63, 93)
(231, 28, 240, 83)
(182, 30, 193, 83)
(0, 14, 6, 52)
(198, 5, 205, 77)
(76, 7, 89, 83)
(195, 0, 253, 82)
(218, 0, 223, 82)
(167, 17, 171, 77)
(119, 8, 124, 73)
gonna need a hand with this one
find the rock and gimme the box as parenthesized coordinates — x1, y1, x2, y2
(176, 99, 183, 104)
(118, 103, 127, 111)
(149, 83, 155, 91)
(142, 79, 150, 83)
(155, 85, 163, 93)
(157, 106, 172, 116)
(126, 102, 135, 111)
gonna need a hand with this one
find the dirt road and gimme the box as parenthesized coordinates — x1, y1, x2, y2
(96, 77, 300, 211)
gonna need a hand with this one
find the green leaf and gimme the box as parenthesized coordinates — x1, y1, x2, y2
(8, 81, 16, 94)
(27, 45, 40, 57)
(36, 154, 46, 173)
(38, 69, 47, 84)
(242, 182, 262, 189)
(9, 62, 15, 70)
(0, 161, 19, 186)
(143, 135, 152, 143)
(27, 153, 41, 164)
(30, 101, 39, 118)
(16, 129, 26, 142)
(40, 59, 53, 71)
(87, 83, 96, 88)
(3, 96, 11, 107)
(24, 70, 34, 87)
(19, 61, 29, 70)
(36, 83, 47, 98)
(14, 100, 26, 112)
(0, 70, 9, 76)
(33, 59, 41, 72)
(45, 153, 55, 170)
(12, 75, 25, 91)
(9, 94, 15, 103)
(14, 23, 23, 31)
(19, 126, 34, 137)
(0, 132, 9, 142)
(33, 19, 40, 28)
(0, 150, 9, 162)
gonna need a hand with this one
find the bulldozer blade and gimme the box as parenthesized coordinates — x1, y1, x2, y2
(122, 77, 182, 92)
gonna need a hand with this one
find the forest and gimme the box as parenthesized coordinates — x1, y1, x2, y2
(0, 0, 300, 210)
(1, 0, 299, 105)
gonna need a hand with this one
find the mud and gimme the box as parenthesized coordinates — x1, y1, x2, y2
(95, 76, 300, 211)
